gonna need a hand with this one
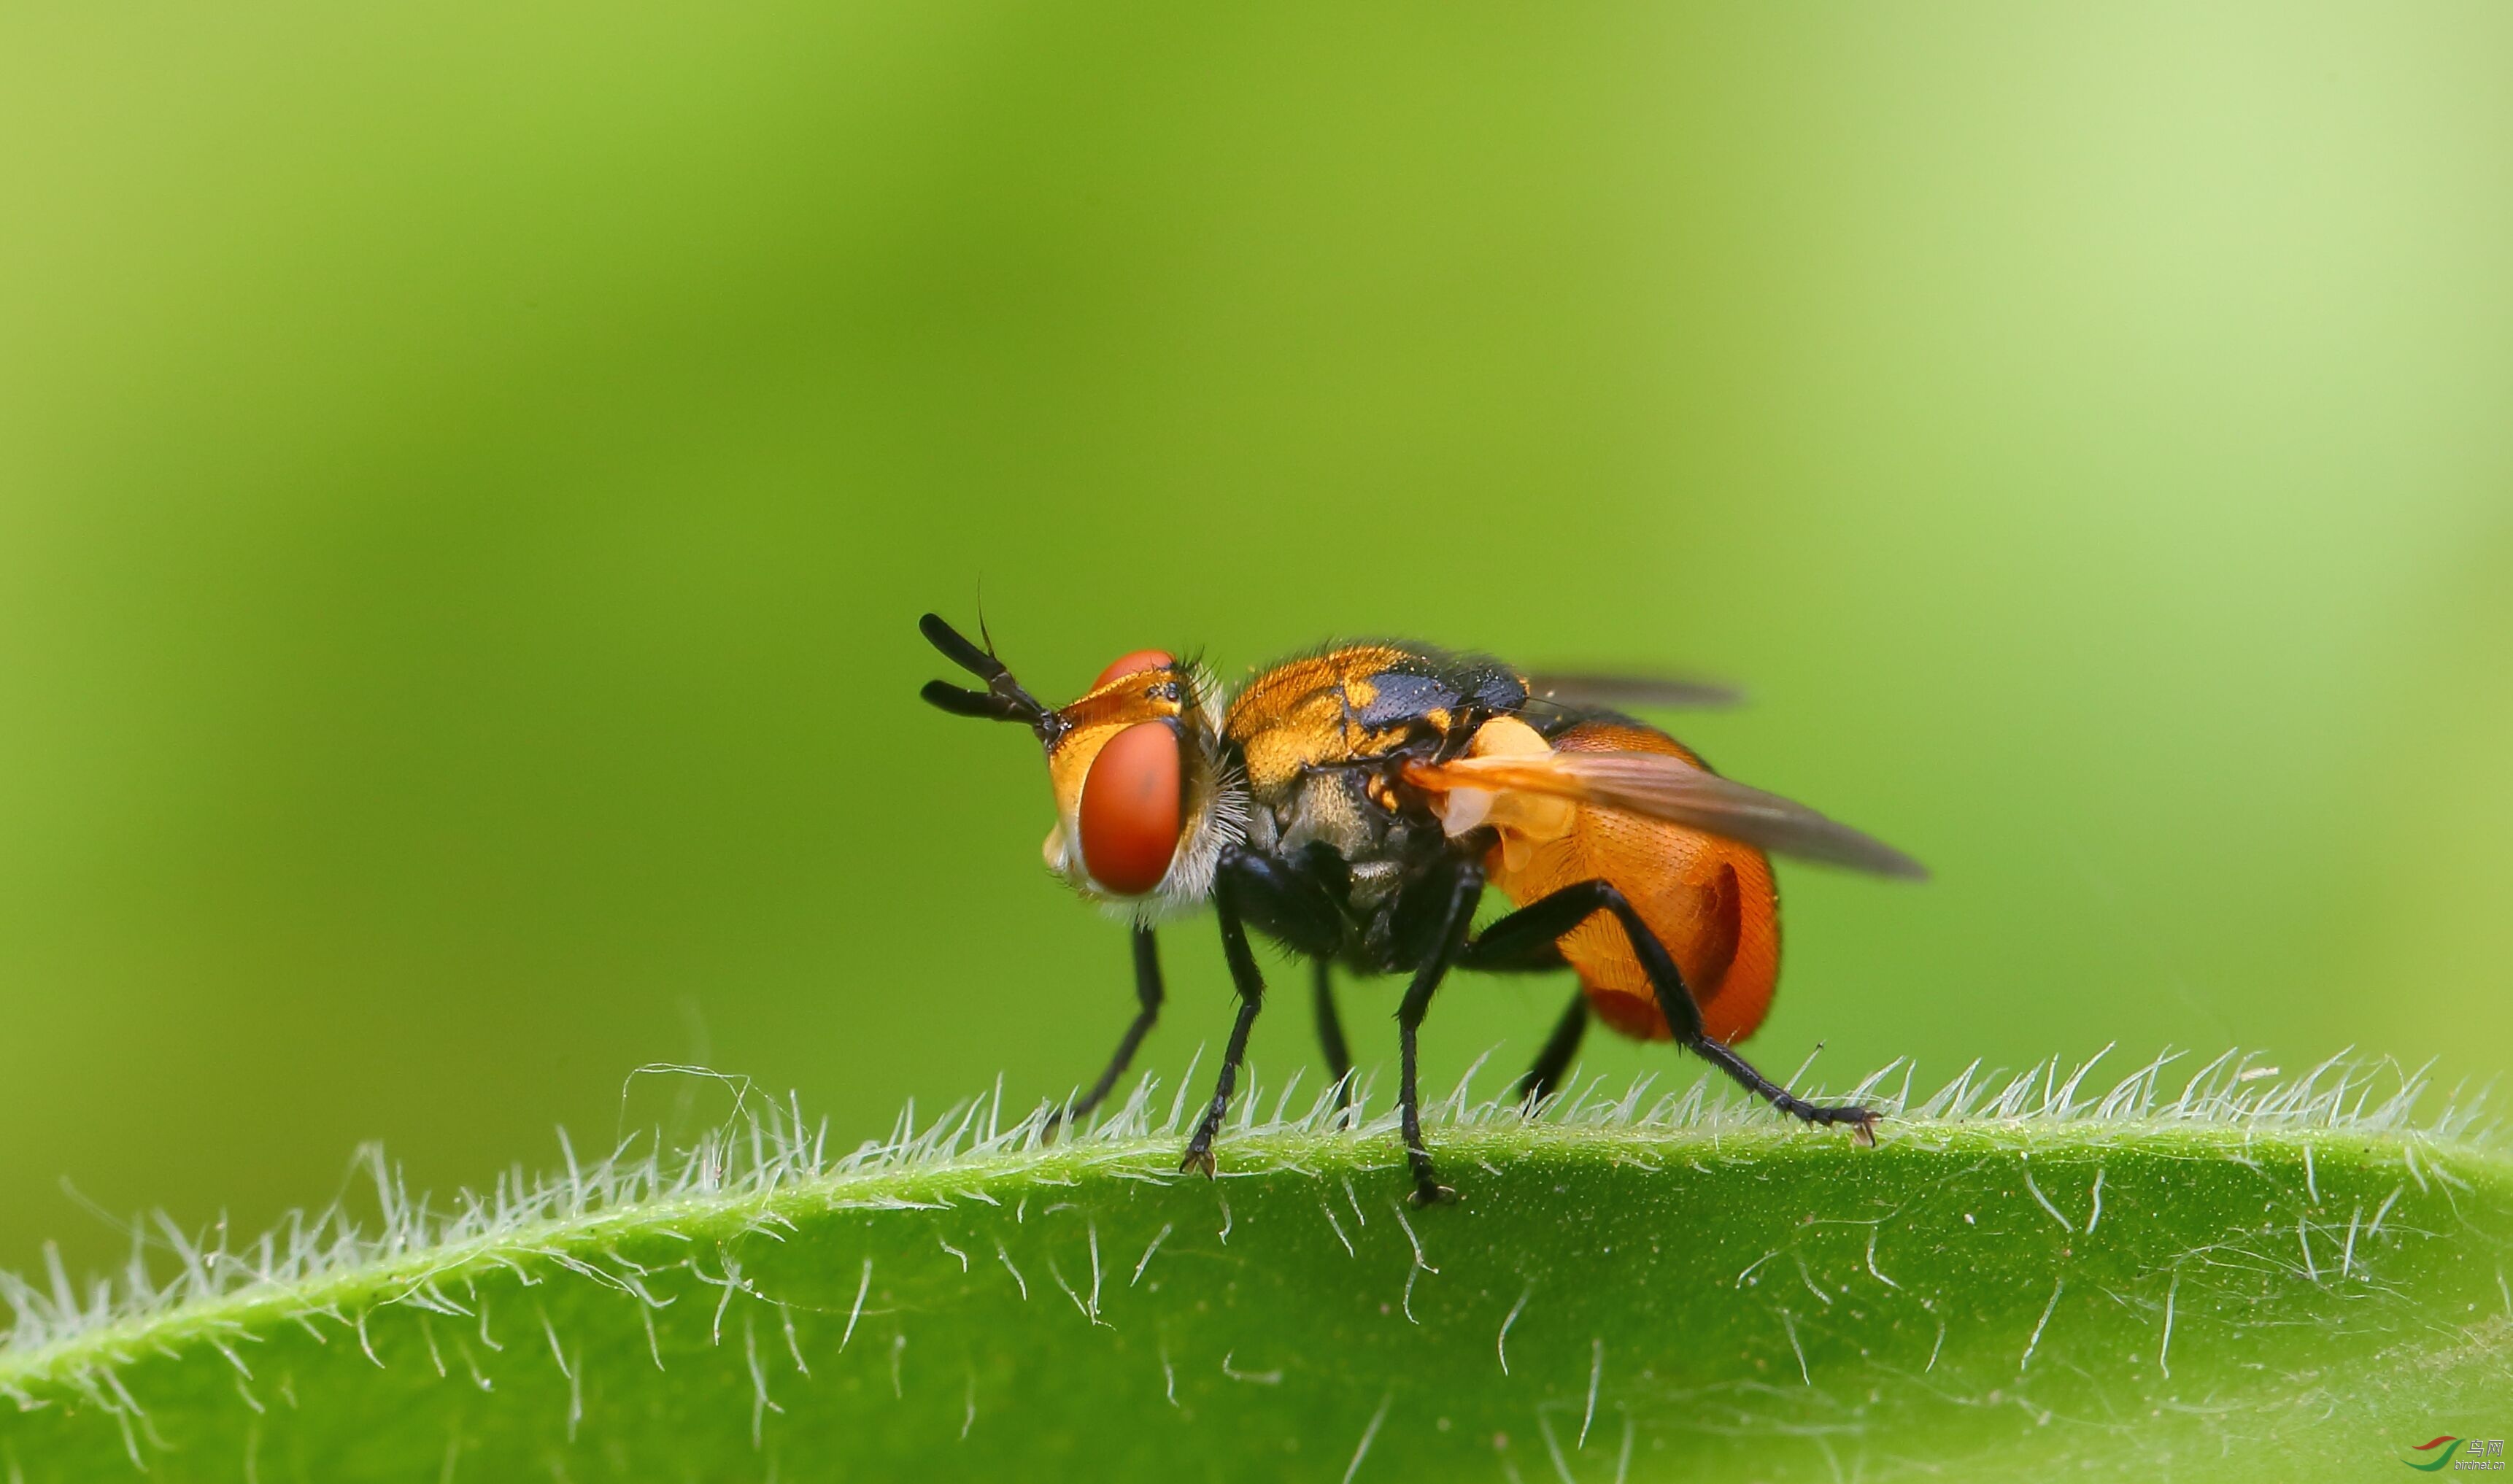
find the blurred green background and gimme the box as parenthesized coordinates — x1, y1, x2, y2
(4, 2, 2509, 1283)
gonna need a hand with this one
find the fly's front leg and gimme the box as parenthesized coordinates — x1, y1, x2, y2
(1460, 878, 1876, 1142)
(1216, 848, 1354, 1128)
(1394, 861, 1484, 1206)
(1050, 925, 1164, 1134)
(1181, 878, 1267, 1177)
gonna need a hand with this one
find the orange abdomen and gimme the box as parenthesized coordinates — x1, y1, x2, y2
(1486, 721, 1780, 1044)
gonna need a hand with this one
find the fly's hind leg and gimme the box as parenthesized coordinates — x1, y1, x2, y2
(1459, 879, 1876, 1143)
(1682, 1037, 1875, 1142)
(1515, 993, 1590, 1106)
(1450, 912, 1588, 1104)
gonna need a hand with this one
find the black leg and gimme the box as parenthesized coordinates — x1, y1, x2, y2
(1221, 848, 1346, 958)
(1686, 1035, 1877, 1143)
(1311, 959, 1356, 1120)
(1395, 861, 1484, 1206)
(1514, 991, 1590, 1105)
(1456, 880, 1630, 969)
(1181, 885, 1267, 1176)
(1051, 927, 1165, 1133)
(1462, 878, 1875, 1142)
(1442, 890, 1580, 1102)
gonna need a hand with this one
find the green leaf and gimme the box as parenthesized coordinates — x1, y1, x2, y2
(4, 1055, 2509, 1481)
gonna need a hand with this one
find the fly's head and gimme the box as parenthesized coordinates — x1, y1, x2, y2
(920, 613, 1246, 921)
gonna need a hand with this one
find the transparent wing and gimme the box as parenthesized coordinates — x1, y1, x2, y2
(1522, 672, 1744, 711)
(1410, 749, 1926, 879)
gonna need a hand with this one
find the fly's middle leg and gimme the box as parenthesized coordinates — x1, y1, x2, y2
(1311, 959, 1356, 1124)
(1393, 862, 1484, 1207)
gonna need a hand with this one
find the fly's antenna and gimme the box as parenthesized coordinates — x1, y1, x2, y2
(919, 612, 1066, 744)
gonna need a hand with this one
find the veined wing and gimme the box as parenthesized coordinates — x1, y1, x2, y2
(1521, 671, 1743, 711)
(1408, 749, 1926, 879)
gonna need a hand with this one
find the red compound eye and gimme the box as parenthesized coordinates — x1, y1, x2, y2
(1093, 650, 1174, 688)
(1078, 721, 1183, 895)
